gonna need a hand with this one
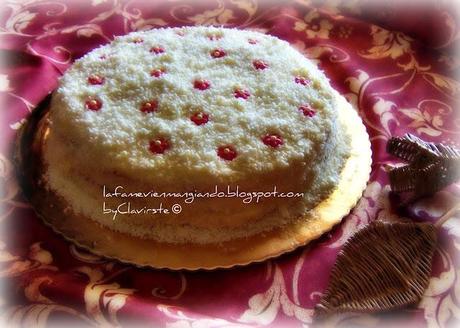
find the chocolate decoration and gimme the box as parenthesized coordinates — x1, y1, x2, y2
(315, 221, 437, 317)
(386, 133, 460, 198)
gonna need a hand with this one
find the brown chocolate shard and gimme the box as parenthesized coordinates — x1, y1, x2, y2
(386, 134, 460, 198)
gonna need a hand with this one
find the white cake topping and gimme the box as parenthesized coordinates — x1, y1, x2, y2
(45, 26, 351, 244)
(51, 26, 336, 183)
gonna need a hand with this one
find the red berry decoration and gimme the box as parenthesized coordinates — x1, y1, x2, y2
(217, 145, 238, 161)
(151, 68, 165, 78)
(85, 97, 102, 111)
(210, 48, 226, 58)
(234, 88, 250, 99)
(248, 38, 258, 44)
(140, 100, 158, 113)
(150, 46, 165, 54)
(190, 112, 209, 125)
(132, 37, 143, 43)
(194, 79, 211, 90)
(262, 134, 284, 148)
(253, 59, 268, 70)
(149, 137, 170, 154)
(295, 76, 310, 86)
(299, 105, 316, 117)
(88, 74, 105, 85)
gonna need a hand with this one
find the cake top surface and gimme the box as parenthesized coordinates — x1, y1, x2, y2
(51, 26, 338, 183)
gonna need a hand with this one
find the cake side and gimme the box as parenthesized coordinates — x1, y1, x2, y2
(43, 109, 349, 244)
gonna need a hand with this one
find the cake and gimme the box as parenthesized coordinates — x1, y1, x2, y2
(43, 26, 351, 244)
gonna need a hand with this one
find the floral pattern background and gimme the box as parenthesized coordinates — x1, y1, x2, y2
(0, 0, 460, 327)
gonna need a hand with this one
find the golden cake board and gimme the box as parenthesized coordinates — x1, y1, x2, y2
(16, 93, 372, 271)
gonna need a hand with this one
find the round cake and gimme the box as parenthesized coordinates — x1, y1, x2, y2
(43, 26, 351, 244)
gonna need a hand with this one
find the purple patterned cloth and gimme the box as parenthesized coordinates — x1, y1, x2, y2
(0, 1, 459, 327)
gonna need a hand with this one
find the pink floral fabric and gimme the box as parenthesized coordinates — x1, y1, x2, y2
(1, 1, 459, 327)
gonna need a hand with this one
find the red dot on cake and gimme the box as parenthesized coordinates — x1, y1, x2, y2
(234, 88, 250, 99)
(191, 112, 209, 125)
(88, 74, 105, 85)
(253, 60, 268, 70)
(248, 38, 258, 44)
(210, 48, 226, 58)
(262, 134, 284, 148)
(140, 100, 158, 113)
(150, 46, 165, 54)
(151, 68, 165, 78)
(85, 97, 102, 111)
(294, 76, 310, 86)
(132, 37, 144, 43)
(194, 79, 211, 90)
(149, 137, 170, 154)
(217, 145, 237, 161)
(299, 105, 316, 117)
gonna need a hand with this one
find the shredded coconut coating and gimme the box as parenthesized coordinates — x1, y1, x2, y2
(44, 26, 351, 244)
(51, 26, 337, 181)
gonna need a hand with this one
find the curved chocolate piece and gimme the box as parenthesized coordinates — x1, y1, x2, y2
(386, 133, 460, 198)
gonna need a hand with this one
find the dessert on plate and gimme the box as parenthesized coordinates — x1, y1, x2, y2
(42, 26, 355, 245)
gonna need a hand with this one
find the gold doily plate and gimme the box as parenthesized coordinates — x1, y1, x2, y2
(15, 93, 372, 271)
